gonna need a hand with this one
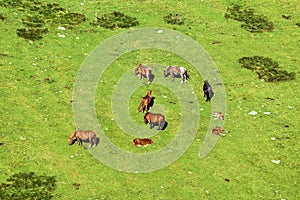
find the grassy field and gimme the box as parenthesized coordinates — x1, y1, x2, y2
(0, 0, 299, 199)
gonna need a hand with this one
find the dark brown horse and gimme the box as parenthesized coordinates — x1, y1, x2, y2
(144, 112, 166, 130)
(138, 90, 153, 112)
(134, 64, 152, 84)
(68, 130, 97, 148)
(132, 138, 153, 147)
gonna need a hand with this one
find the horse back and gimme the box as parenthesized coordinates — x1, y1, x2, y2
(150, 113, 164, 122)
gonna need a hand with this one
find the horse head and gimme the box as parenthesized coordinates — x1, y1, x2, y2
(146, 90, 152, 97)
(68, 137, 74, 145)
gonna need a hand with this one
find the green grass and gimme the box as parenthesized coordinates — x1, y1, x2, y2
(0, 0, 299, 199)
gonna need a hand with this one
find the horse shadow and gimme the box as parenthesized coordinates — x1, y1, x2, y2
(141, 73, 155, 84)
(149, 97, 155, 109)
(160, 121, 168, 130)
(150, 120, 168, 130)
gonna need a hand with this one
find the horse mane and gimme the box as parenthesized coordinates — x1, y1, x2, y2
(69, 131, 77, 138)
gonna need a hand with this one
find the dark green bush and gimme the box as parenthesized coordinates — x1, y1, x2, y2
(91, 11, 139, 29)
(163, 13, 185, 25)
(225, 3, 274, 32)
(238, 56, 295, 82)
(1, 0, 87, 40)
(16, 28, 48, 40)
(0, 172, 56, 200)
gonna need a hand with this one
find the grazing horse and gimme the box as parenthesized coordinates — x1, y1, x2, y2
(212, 127, 228, 137)
(68, 130, 97, 148)
(203, 80, 214, 102)
(138, 90, 153, 112)
(144, 112, 166, 130)
(132, 138, 153, 147)
(164, 66, 190, 83)
(134, 64, 152, 84)
(212, 112, 225, 120)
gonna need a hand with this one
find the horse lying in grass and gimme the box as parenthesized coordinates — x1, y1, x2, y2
(134, 64, 152, 84)
(68, 130, 97, 148)
(212, 127, 228, 137)
(212, 112, 225, 120)
(132, 138, 153, 147)
(144, 112, 166, 130)
(164, 66, 190, 83)
(138, 90, 153, 112)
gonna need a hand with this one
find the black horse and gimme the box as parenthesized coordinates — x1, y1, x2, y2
(203, 80, 214, 102)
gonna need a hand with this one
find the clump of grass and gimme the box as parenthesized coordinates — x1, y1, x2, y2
(0, 172, 56, 200)
(1, 0, 87, 40)
(225, 3, 274, 32)
(0, 12, 6, 20)
(90, 11, 139, 29)
(16, 28, 48, 41)
(163, 13, 185, 25)
(59, 12, 87, 27)
(238, 56, 295, 82)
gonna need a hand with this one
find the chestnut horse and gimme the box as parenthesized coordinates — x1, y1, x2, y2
(144, 112, 166, 130)
(132, 138, 153, 147)
(138, 90, 153, 112)
(134, 64, 152, 84)
(68, 130, 97, 148)
(212, 127, 227, 137)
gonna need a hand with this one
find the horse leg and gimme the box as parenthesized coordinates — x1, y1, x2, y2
(158, 117, 166, 130)
(150, 122, 154, 129)
(93, 135, 97, 147)
(77, 138, 82, 146)
(183, 74, 186, 83)
(171, 74, 175, 82)
(146, 74, 150, 84)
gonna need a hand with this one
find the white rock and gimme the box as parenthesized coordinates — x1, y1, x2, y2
(248, 111, 257, 115)
(271, 160, 280, 164)
(157, 30, 163, 33)
(58, 33, 66, 38)
(58, 26, 66, 30)
(264, 112, 271, 115)
(270, 137, 276, 141)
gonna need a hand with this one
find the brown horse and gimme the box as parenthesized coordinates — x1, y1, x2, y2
(134, 64, 152, 84)
(132, 138, 153, 147)
(68, 130, 97, 148)
(144, 112, 166, 130)
(212, 127, 227, 137)
(138, 90, 153, 112)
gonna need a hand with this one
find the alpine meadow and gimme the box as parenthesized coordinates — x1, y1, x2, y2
(0, 0, 299, 199)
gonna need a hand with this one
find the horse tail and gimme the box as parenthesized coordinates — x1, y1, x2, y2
(138, 101, 144, 112)
(159, 115, 166, 130)
(184, 70, 190, 80)
(92, 133, 97, 147)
